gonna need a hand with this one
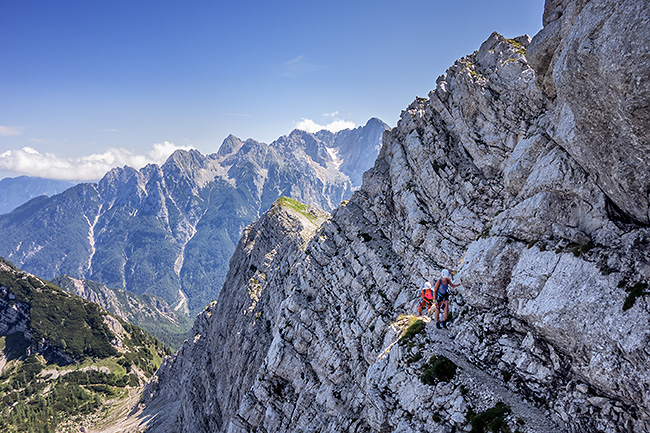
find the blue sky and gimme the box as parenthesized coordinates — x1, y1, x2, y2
(0, 0, 544, 181)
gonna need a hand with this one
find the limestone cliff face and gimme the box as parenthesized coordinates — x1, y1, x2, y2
(140, 198, 330, 432)
(527, 0, 650, 225)
(140, 1, 649, 432)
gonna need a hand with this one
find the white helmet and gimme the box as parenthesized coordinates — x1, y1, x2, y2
(424, 281, 432, 289)
(441, 269, 450, 279)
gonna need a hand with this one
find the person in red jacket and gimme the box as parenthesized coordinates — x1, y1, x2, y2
(418, 281, 434, 316)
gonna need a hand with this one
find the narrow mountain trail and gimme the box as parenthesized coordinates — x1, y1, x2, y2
(421, 318, 563, 432)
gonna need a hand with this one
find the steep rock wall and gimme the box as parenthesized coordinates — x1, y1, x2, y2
(140, 1, 650, 432)
(528, 0, 650, 225)
(140, 199, 329, 431)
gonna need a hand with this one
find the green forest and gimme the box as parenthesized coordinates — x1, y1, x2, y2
(0, 258, 170, 432)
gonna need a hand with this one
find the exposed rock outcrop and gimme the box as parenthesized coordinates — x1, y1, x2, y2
(140, 1, 649, 432)
(528, 0, 650, 225)
(140, 198, 329, 431)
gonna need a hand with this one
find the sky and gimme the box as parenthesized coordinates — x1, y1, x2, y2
(0, 0, 545, 181)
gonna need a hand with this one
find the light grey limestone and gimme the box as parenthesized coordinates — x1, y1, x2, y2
(140, 1, 650, 432)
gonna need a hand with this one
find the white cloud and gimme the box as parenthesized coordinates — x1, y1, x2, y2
(0, 141, 194, 181)
(278, 55, 322, 77)
(295, 118, 356, 134)
(323, 111, 339, 118)
(0, 125, 25, 136)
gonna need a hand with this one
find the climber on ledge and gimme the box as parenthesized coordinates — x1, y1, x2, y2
(434, 269, 461, 329)
(418, 281, 434, 316)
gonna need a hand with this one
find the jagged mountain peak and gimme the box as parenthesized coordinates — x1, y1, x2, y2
(364, 116, 389, 128)
(99, 164, 140, 188)
(163, 148, 208, 171)
(217, 134, 246, 157)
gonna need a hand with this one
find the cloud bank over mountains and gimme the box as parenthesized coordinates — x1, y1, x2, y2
(0, 141, 194, 181)
(0, 117, 360, 181)
(295, 118, 356, 133)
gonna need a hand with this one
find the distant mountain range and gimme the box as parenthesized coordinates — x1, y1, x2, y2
(0, 119, 388, 314)
(0, 176, 76, 214)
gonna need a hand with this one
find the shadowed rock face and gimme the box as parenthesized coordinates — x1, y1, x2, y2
(140, 2, 650, 433)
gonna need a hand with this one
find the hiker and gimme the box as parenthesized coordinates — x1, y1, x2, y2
(418, 281, 434, 316)
(434, 269, 461, 329)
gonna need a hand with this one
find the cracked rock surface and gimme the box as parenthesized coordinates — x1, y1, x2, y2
(139, 1, 650, 432)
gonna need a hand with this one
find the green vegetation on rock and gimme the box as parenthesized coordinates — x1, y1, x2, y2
(623, 281, 648, 311)
(468, 402, 512, 433)
(420, 355, 457, 385)
(276, 196, 322, 225)
(506, 38, 526, 56)
(51, 275, 192, 350)
(0, 270, 117, 361)
(401, 318, 426, 344)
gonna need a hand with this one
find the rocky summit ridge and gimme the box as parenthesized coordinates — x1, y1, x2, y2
(134, 1, 649, 432)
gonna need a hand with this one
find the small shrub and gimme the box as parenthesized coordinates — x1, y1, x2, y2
(420, 355, 457, 385)
(569, 241, 593, 257)
(406, 351, 423, 366)
(469, 402, 512, 433)
(600, 265, 617, 276)
(479, 226, 492, 239)
(501, 370, 512, 383)
(623, 281, 648, 311)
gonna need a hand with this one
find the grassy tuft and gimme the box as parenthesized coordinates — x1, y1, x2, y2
(506, 39, 526, 56)
(400, 318, 426, 344)
(277, 196, 320, 225)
